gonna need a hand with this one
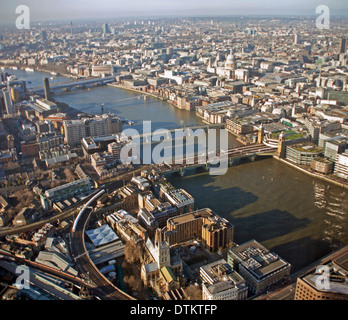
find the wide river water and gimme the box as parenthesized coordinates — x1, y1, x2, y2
(5, 67, 348, 272)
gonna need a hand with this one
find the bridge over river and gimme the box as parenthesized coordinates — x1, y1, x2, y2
(156, 143, 278, 176)
(29, 76, 115, 94)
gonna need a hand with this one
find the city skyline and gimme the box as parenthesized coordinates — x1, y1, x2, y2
(0, 0, 348, 303)
(1, 0, 348, 25)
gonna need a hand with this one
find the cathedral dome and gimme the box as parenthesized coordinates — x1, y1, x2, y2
(225, 50, 235, 70)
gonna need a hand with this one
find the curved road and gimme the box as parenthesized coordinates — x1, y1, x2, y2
(69, 195, 135, 300)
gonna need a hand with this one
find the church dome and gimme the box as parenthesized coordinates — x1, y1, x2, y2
(225, 50, 235, 70)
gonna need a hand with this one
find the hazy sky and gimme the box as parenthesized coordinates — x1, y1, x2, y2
(0, 0, 347, 25)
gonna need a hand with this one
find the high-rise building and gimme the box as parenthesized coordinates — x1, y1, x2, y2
(339, 38, 347, 54)
(294, 33, 301, 45)
(40, 30, 47, 41)
(3, 89, 15, 114)
(102, 23, 110, 34)
(43, 77, 51, 101)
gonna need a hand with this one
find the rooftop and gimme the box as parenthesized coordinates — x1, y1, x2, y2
(302, 258, 348, 296)
(270, 130, 307, 141)
(86, 224, 119, 247)
(288, 143, 323, 153)
(230, 239, 290, 280)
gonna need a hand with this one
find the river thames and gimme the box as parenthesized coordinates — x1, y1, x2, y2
(6, 67, 348, 272)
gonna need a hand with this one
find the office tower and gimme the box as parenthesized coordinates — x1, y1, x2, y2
(41, 30, 47, 41)
(43, 77, 51, 101)
(294, 33, 301, 45)
(3, 89, 15, 114)
(339, 38, 347, 54)
(102, 23, 110, 34)
(70, 21, 73, 35)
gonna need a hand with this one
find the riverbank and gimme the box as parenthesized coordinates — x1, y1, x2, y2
(107, 82, 194, 112)
(274, 155, 348, 190)
(195, 112, 249, 146)
(107, 82, 166, 101)
(5, 64, 347, 190)
(0, 63, 77, 80)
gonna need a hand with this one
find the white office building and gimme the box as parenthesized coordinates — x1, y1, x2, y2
(200, 259, 248, 300)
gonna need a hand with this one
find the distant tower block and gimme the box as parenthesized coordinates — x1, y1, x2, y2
(339, 38, 347, 54)
(43, 77, 51, 101)
(258, 124, 264, 144)
(277, 131, 286, 158)
(294, 33, 301, 45)
(3, 89, 14, 114)
(292, 104, 296, 117)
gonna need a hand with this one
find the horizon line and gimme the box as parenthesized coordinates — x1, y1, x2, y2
(1, 12, 348, 28)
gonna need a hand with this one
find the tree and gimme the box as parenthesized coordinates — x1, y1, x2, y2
(12, 189, 35, 210)
(63, 167, 75, 182)
(124, 240, 143, 264)
(185, 285, 202, 300)
(124, 275, 142, 292)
